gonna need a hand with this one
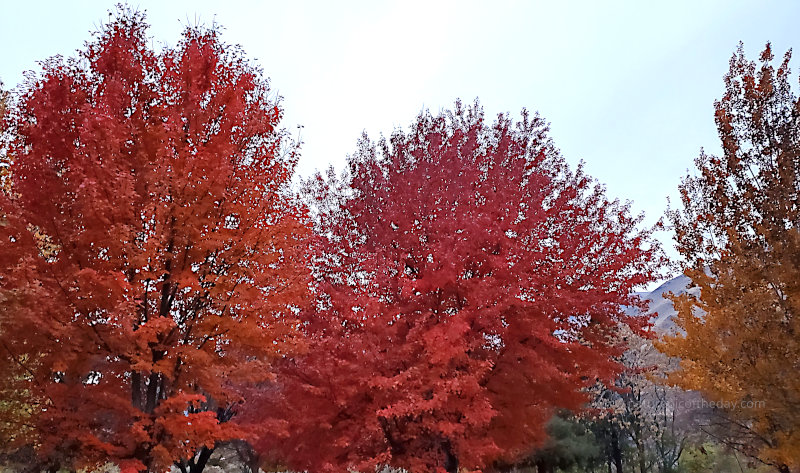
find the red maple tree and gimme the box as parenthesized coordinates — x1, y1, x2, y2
(257, 103, 660, 473)
(0, 12, 309, 473)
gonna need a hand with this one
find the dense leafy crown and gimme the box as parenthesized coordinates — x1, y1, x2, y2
(0, 12, 309, 472)
(261, 103, 660, 473)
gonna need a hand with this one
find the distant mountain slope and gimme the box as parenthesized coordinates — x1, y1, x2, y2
(628, 275, 699, 334)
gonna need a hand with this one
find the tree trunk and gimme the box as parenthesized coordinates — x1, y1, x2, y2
(131, 371, 142, 409)
(443, 441, 459, 473)
(535, 459, 554, 473)
(636, 438, 647, 473)
(189, 447, 214, 473)
(144, 371, 161, 413)
(611, 429, 624, 473)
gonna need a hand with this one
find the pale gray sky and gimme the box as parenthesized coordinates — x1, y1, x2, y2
(2, 1, 799, 269)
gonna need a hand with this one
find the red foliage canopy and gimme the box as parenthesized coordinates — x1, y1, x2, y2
(259, 104, 660, 473)
(0, 12, 309, 473)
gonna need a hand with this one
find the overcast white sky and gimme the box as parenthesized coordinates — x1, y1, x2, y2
(2, 1, 799, 271)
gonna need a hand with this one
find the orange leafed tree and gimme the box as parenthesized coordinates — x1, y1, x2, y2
(0, 11, 309, 473)
(660, 43, 800, 473)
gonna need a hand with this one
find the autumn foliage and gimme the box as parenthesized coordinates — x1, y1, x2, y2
(660, 43, 800, 472)
(0, 12, 308, 473)
(256, 104, 661, 473)
(0, 9, 674, 473)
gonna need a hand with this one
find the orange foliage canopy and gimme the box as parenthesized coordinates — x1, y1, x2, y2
(256, 104, 661, 473)
(0, 12, 309, 472)
(660, 43, 800, 473)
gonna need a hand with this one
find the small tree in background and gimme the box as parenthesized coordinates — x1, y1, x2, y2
(591, 326, 700, 473)
(660, 43, 800, 473)
(0, 11, 309, 473)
